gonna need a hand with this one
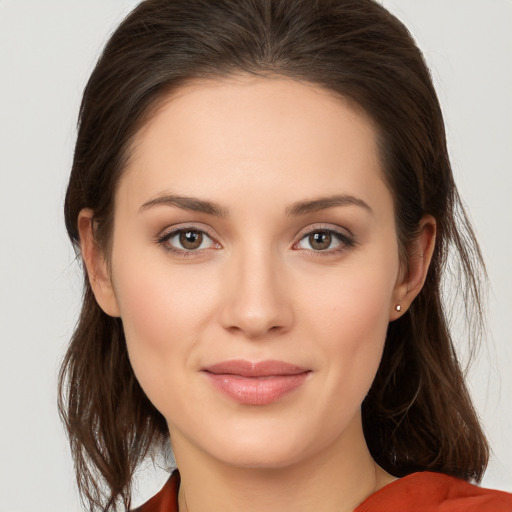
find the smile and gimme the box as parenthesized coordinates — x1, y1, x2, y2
(202, 360, 311, 405)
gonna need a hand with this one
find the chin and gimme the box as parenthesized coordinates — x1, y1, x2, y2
(215, 442, 308, 470)
(200, 419, 336, 471)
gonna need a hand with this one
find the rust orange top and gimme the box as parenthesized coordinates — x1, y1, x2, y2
(134, 470, 512, 512)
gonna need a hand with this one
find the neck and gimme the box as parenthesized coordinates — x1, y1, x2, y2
(172, 413, 395, 512)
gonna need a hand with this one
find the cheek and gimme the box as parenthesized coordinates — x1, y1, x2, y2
(113, 246, 216, 337)
(302, 262, 396, 393)
(110, 252, 219, 396)
(305, 263, 395, 342)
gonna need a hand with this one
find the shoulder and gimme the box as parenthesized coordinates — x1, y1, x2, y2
(131, 470, 511, 512)
(356, 471, 512, 512)
(131, 471, 180, 512)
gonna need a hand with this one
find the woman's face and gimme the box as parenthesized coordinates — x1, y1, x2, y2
(96, 76, 407, 468)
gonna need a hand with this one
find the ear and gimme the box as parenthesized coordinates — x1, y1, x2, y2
(77, 208, 121, 317)
(390, 214, 436, 321)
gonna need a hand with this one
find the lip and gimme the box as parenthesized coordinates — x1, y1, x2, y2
(202, 359, 311, 405)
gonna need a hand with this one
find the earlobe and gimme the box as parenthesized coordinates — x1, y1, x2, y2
(391, 215, 436, 320)
(77, 209, 121, 318)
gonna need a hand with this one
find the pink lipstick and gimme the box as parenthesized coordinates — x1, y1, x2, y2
(202, 360, 310, 405)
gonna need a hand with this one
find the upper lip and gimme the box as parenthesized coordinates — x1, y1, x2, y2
(202, 359, 309, 377)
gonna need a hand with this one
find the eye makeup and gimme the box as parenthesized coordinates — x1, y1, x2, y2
(156, 224, 220, 257)
(155, 222, 357, 259)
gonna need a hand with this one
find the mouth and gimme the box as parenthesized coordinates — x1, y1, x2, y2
(201, 360, 311, 405)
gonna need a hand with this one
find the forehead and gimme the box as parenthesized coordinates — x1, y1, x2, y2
(118, 75, 388, 213)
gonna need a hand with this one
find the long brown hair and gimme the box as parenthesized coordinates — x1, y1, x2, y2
(59, 0, 489, 510)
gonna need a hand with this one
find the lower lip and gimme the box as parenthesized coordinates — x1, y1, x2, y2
(204, 372, 310, 405)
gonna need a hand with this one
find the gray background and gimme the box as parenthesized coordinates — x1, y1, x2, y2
(0, 1, 510, 510)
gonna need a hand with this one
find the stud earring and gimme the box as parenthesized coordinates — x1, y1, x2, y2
(395, 304, 401, 312)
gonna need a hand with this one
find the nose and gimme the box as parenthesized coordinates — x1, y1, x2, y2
(219, 248, 294, 339)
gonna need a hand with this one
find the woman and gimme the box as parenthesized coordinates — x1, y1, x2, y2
(59, 0, 512, 510)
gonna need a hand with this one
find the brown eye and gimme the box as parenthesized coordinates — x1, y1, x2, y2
(296, 228, 354, 253)
(179, 230, 203, 250)
(308, 231, 332, 251)
(159, 227, 217, 253)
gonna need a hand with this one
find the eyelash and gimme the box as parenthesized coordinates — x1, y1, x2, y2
(156, 225, 219, 258)
(156, 225, 356, 257)
(294, 226, 356, 256)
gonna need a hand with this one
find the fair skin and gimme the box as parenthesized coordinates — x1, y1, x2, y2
(79, 75, 436, 512)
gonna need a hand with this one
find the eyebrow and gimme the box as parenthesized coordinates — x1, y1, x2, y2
(139, 193, 372, 217)
(140, 194, 229, 217)
(285, 194, 373, 216)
